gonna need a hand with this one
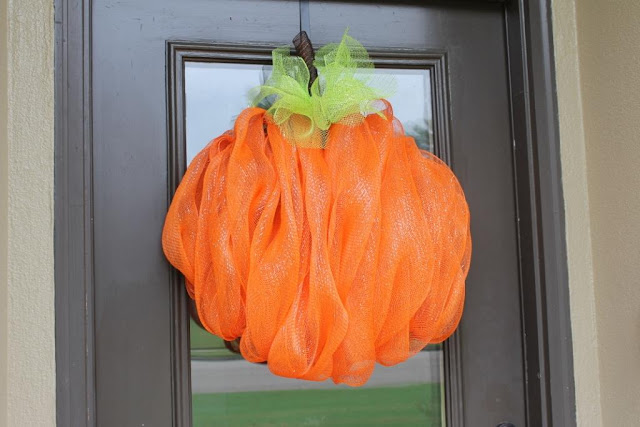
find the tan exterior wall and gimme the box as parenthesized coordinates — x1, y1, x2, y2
(0, 0, 8, 422)
(555, 0, 640, 425)
(552, 0, 603, 425)
(575, 0, 640, 425)
(0, 1, 56, 426)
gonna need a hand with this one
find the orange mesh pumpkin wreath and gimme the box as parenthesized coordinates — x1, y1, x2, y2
(162, 32, 471, 387)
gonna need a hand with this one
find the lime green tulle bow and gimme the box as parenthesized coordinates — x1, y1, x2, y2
(250, 31, 395, 148)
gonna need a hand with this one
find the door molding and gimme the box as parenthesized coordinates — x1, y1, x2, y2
(167, 41, 462, 425)
(55, 1, 575, 426)
(505, 1, 576, 425)
(54, 0, 96, 425)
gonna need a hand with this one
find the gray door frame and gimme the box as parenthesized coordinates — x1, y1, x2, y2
(54, 0, 575, 425)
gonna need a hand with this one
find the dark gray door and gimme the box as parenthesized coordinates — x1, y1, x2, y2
(91, 1, 524, 425)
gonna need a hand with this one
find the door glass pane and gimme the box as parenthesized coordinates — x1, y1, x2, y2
(185, 61, 441, 427)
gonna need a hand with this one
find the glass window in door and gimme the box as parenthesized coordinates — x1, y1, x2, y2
(185, 61, 441, 427)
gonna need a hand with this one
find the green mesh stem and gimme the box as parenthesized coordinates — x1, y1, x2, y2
(250, 31, 395, 148)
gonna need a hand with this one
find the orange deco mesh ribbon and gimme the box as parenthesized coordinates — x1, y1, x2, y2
(162, 33, 471, 387)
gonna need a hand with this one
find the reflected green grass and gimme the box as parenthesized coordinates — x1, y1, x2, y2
(192, 383, 442, 427)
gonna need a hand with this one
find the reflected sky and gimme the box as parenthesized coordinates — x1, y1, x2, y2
(185, 61, 433, 162)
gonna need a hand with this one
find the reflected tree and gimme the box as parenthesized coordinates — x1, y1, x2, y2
(406, 119, 434, 153)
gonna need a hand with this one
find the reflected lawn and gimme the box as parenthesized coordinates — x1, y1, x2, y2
(192, 383, 442, 427)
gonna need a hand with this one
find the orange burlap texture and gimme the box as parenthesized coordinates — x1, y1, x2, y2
(162, 102, 471, 386)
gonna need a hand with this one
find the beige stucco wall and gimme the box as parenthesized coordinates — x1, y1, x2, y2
(551, 1, 603, 425)
(0, 0, 8, 422)
(575, 0, 640, 425)
(0, 1, 56, 426)
(554, 0, 640, 425)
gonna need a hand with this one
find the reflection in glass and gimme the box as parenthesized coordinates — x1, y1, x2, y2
(185, 61, 441, 427)
(377, 68, 433, 152)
